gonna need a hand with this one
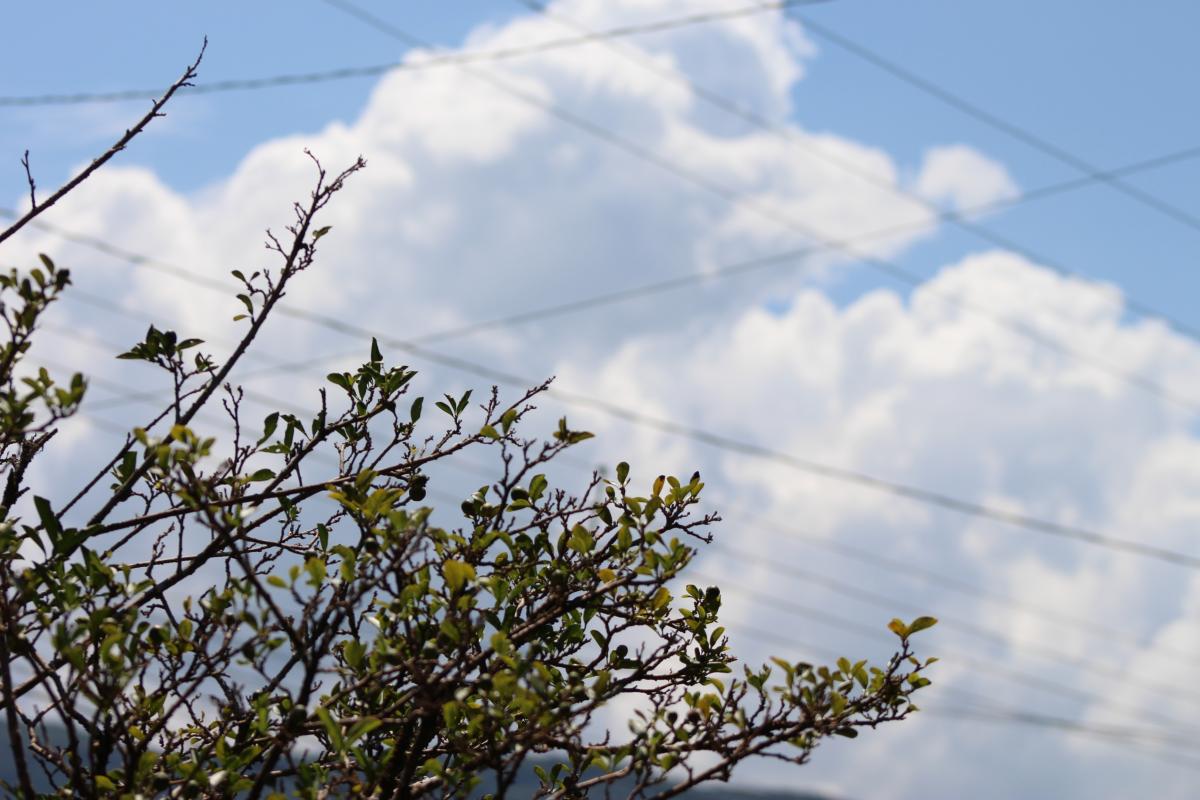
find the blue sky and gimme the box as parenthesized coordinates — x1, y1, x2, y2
(5, 2, 1200, 798)
(4, 1, 1200, 316)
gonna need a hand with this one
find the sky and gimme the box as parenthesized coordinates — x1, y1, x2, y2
(4, 1, 1200, 797)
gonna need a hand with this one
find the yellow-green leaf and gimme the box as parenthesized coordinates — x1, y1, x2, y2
(443, 559, 475, 593)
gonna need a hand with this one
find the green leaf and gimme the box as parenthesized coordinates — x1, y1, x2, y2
(343, 640, 366, 669)
(258, 412, 279, 444)
(315, 707, 345, 753)
(248, 468, 276, 482)
(33, 496, 61, 539)
(479, 424, 501, 440)
(567, 524, 594, 554)
(907, 616, 938, 635)
(370, 337, 382, 363)
(616, 462, 630, 484)
(887, 618, 910, 639)
(409, 396, 424, 423)
(346, 716, 381, 744)
(443, 559, 475, 593)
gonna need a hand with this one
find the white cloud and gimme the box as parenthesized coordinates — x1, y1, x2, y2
(557, 250, 1200, 798)
(8, 1, 1180, 797)
(914, 143, 1019, 213)
(4, 0, 986, 372)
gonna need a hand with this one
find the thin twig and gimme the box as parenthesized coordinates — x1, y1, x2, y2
(0, 40, 207, 247)
(20, 150, 36, 209)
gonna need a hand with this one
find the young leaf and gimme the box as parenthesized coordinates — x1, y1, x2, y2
(443, 559, 475, 593)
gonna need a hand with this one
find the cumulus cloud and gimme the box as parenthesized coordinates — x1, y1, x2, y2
(556, 250, 1200, 798)
(913, 143, 1019, 213)
(6, 0, 988, 372)
(5, 0, 1181, 797)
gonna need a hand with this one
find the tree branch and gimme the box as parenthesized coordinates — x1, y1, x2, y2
(0, 41, 206, 246)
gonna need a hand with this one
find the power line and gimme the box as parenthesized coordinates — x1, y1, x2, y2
(40, 353, 1200, 746)
(12, 0, 1194, 353)
(11, 138, 1200, 356)
(925, 705, 1200, 771)
(42, 319, 1200, 765)
(319, 0, 1200, 417)
(718, 585, 1200, 739)
(11, 6, 1200, 412)
(795, 13, 1200, 237)
(735, 620, 1200, 769)
(56, 319, 1200, 747)
(516, 0, 1200, 343)
(744, 514, 1200, 664)
(14, 221, 1200, 570)
(435, 449, 1200, 681)
(7, 4, 1193, 569)
(412, 143, 1200, 345)
(57, 394, 1200, 773)
(46, 306, 1200, 744)
(46, 305, 1200, 693)
(0, 1, 814, 108)
(8, 6, 1198, 567)
(733, 614, 1200, 763)
(695, 547, 1200, 707)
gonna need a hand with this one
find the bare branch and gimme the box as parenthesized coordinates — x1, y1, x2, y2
(0, 40, 207, 247)
(20, 149, 36, 210)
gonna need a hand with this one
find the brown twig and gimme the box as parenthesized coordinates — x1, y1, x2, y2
(20, 150, 36, 210)
(0, 40, 207, 247)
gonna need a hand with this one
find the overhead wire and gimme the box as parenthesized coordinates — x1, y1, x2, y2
(744, 514, 1200, 664)
(795, 13, 1200, 237)
(0, 1, 816, 108)
(38, 316, 1200, 767)
(692, 549, 1200, 707)
(9, 137, 1200, 356)
(515, 0, 1200, 344)
(318, 0, 1200, 418)
(412, 141, 1200, 345)
(41, 309, 1200, 707)
(48, 305, 1200, 683)
(11, 1, 1200, 777)
(35, 347, 1200, 749)
(2, 0, 1193, 569)
(715, 583, 1200, 739)
(734, 622, 1200, 771)
(51, 393, 1200, 773)
(10, 218, 1200, 570)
